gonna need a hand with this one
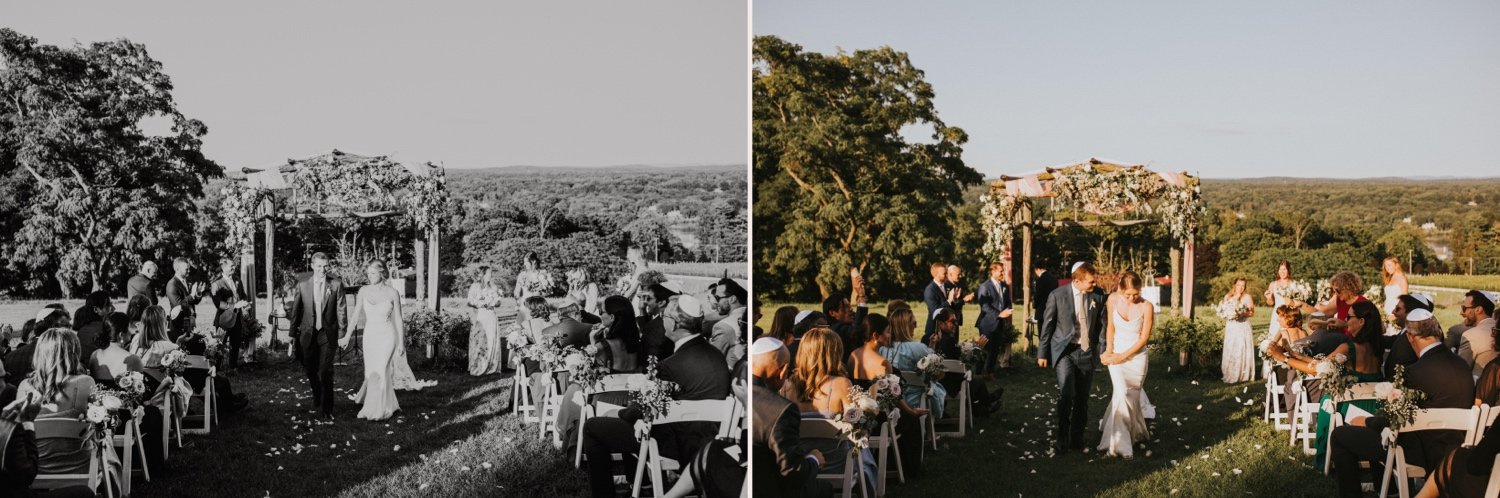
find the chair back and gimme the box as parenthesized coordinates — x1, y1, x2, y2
(592, 373, 649, 394)
(1337, 382, 1392, 402)
(655, 398, 736, 426)
(800, 417, 844, 440)
(1469, 404, 1500, 446)
(1401, 407, 1480, 436)
(941, 359, 967, 374)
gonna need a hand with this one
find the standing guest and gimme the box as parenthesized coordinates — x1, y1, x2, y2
(1382, 294, 1433, 380)
(922, 262, 952, 346)
(1031, 265, 1061, 355)
(1329, 309, 1473, 498)
(73, 291, 112, 365)
(1457, 290, 1498, 375)
(164, 257, 206, 342)
(1219, 277, 1256, 383)
(1381, 257, 1410, 334)
(749, 337, 831, 498)
(1262, 260, 1295, 339)
(210, 258, 252, 369)
(127, 260, 159, 306)
(976, 259, 1016, 371)
(594, 296, 641, 373)
(1318, 271, 1368, 337)
(708, 278, 748, 369)
(945, 264, 972, 329)
(638, 282, 679, 363)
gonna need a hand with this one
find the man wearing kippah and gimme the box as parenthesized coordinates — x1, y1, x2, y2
(1458, 290, 1499, 376)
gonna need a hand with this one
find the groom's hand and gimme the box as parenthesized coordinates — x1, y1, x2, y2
(1037, 358, 1048, 369)
(338, 335, 350, 349)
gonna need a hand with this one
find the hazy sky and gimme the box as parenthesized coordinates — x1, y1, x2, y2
(756, 1, 1500, 179)
(5, 1, 748, 170)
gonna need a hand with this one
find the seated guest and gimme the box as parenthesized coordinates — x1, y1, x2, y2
(750, 337, 831, 498)
(788, 310, 828, 360)
(0, 392, 94, 498)
(1415, 416, 1500, 498)
(582, 296, 729, 498)
(5, 309, 71, 388)
(177, 334, 248, 413)
(594, 296, 642, 373)
(767, 306, 799, 346)
(132, 306, 180, 370)
(823, 288, 866, 357)
(779, 327, 875, 494)
(16, 329, 94, 416)
(545, 300, 593, 349)
(88, 312, 144, 382)
(124, 294, 151, 330)
(847, 313, 928, 476)
(73, 291, 113, 366)
(880, 308, 946, 418)
(1458, 290, 1498, 376)
(1329, 309, 1474, 498)
(1383, 294, 1433, 381)
(638, 283, 679, 364)
(708, 278, 748, 369)
(928, 307, 1002, 417)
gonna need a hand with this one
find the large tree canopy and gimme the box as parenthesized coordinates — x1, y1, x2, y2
(0, 29, 221, 295)
(753, 35, 982, 300)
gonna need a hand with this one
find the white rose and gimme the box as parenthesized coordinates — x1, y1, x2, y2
(86, 405, 109, 424)
(1315, 361, 1335, 376)
(101, 395, 123, 411)
(858, 397, 879, 413)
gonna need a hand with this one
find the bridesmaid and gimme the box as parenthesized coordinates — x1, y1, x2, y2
(1381, 257, 1409, 335)
(1263, 260, 1293, 339)
(1220, 278, 1256, 383)
(466, 266, 504, 376)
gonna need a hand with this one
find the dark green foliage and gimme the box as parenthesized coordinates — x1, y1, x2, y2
(405, 309, 472, 368)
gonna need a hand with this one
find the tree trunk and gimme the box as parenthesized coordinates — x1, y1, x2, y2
(58, 273, 74, 299)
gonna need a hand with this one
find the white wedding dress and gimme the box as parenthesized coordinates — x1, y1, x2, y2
(1099, 311, 1151, 457)
(1221, 298, 1255, 383)
(352, 291, 436, 421)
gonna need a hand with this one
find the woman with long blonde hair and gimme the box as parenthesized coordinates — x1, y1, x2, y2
(133, 305, 180, 368)
(1382, 257, 1409, 334)
(19, 328, 94, 414)
(782, 327, 874, 492)
(878, 308, 948, 416)
(1220, 278, 1256, 383)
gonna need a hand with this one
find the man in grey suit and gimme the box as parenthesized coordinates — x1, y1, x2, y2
(1037, 263, 1105, 453)
(288, 253, 348, 419)
(127, 260, 159, 306)
(544, 300, 592, 349)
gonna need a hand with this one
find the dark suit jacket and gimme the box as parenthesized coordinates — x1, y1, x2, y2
(545, 317, 592, 349)
(623, 336, 729, 460)
(75, 322, 104, 365)
(1038, 284, 1106, 367)
(976, 278, 1012, 341)
(0, 419, 38, 495)
(165, 277, 202, 317)
(127, 274, 156, 306)
(1033, 270, 1060, 317)
(1381, 329, 1420, 381)
(210, 277, 247, 333)
(752, 377, 818, 497)
(944, 281, 966, 325)
(829, 305, 867, 356)
(289, 276, 346, 351)
(639, 314, 670, 363)
(922, 280, 948, 345)
(1367, 344, 1475, 470)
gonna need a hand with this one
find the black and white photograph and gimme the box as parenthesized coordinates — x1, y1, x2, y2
(0, 1, 748, 496)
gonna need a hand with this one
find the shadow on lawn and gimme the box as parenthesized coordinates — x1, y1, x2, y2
(129, 345, 563, 497)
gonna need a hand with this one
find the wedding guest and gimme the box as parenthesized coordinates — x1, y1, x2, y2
(880, 308, 946, 422)
(17, 330, 95, 416)
(595, 296, 642, 373)
(178, 334, 248, 413)
(88, 312, 143, 382)
(945, 265, 970, 328)
(639, 282, 679, 363)
(751, 299, 765, 341)
(545, 300, 593, 349)
(73, 291, 112, 365)
(1329, 309, 1473, 498)
(581, 296, 728, 498)
(846, 314, 928, 475)
(929, 307, 1000, 417)
(1381, 257, 1410, 333)
(1263, 260, 1295, 339)
(1416, 410, 1500, 498)
(822, 293, 864, 357)
(165, 257, 205, 341)
(210, 258, 251, 369)
(4, 309, 70, 388)
(780, 328, 875, 493)
(1382, 294, 1433, 380)
(1319, 271, 1368, 337)
(887, 300, 911, 313)
(127, 260, 159, 306)
(1219, 277, 1256, 383)
(1457, 290, 1497, 375)
(565, 268, 602, 317)
(708, 278, 748, 369)
(749, 337, 830, 498)
(767, 306, 799, 345)
(1033, 265, 1060, 332)
(132, 306, 181, 371)
(976, 259, 1016, 371)
(922, 262, 952, 345)
(1264, 305, 1309, 413)
(1308, 300, 1386, 465)
(1476, 320, 1500, 406)
(0, 391, 41, 495)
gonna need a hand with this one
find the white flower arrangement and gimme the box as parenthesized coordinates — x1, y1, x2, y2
(978, 191, 1028, 258)
(830, 385, 883, 449)
(1274, 280, 1312, 304)
(1215, 300, 1250, 321)
(1314, 279, 1334, 303)
(1363, 285, 1383, 303)
(1313, 353, 1354, 400)
(916, 353, 945, 384)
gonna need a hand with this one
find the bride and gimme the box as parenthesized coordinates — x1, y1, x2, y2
(347, 260, 435, 421)
(1099, 271, 1153, 458)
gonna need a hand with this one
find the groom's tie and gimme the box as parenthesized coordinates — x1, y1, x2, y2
(1076, 291, 1090, 352)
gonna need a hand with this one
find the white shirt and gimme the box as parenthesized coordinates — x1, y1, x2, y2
(673, 335, 695, 351)
(1417, 341, 1442, 358)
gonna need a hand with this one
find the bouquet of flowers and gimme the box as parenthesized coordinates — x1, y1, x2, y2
(1363, 285, 1383, 303)
(1274, 280, 1313, 304)
(1313, 353, 1355, 401)
(1378, 365, 1427, 432)
(829, 386, 882, 449)
(562, 344, 609, 390)
(869, 373, 904, 415)
(1215, 300, 1250, 321)
(473, 286, 504, 309)
(631, 356, 680, 427)
(959, 340, 988, 373)
(78, 398, 119, 449)
(916, 353, 945, 385)
(1257, 334, 1281, 366)
(161, 349, 189, 375)
(1314, 279, 1334, 303)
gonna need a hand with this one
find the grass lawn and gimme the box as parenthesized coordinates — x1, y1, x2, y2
(129, 348, 587, 497)
(1409, 274, 1500, 292)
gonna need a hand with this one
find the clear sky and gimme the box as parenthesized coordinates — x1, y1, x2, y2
(5, 1, 748, 170)
(755, 1, 1500, 179)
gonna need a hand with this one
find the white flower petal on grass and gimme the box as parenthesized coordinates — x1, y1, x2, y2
(482, 462, 492, 469)
(393, 445, 401, 451)
(461, 466, 471, 471)
(1211, 472, 1221, 477)
(1196, 405, 1202, 410)
(1232, 468, 1243, 475)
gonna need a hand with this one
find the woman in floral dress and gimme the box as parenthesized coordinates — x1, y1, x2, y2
(467, 266, 505, 375)
(513, 252, 554, 320)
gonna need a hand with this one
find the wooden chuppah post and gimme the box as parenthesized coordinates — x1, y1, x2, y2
(1183, 237, 1196, 319)
(415, 235, 427, 304)
(262, 196, 276, 349)
(427, 226, 440, 312)
(1170, 247, 1181, 316)
(1021, 203, 1034, 354)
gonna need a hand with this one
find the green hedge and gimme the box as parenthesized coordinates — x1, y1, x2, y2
(405, 309, 471, 368)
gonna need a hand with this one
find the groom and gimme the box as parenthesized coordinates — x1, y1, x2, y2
(1037, 262, 1105, 453)
(289, 252, 349, 419)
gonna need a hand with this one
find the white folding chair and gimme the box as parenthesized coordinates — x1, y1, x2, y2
(936, 359, 971, 438)
(111, 406, 152, 495)
(1321, 382, 1392, 474)
(183, 366, 218, 435)
(539, 369, 570, 444)
(898, 371, 936, 452)
(631, 398, 736, 498)
(866, 415, 905, 497)
(574, 374, 650, 468)
(513, 362, 539, 424)
(1484, 456, 1500, 498)
(33, 417, 112, 498)
(1264, 367, 1292, 431)
(799, 417, 868, 498)
(1287, 378, 1320, 453)
(1379, 406, 1481, 498)
(1468, 404, 1499, 446)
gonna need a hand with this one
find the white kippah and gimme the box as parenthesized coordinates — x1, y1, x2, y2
(795, 310, 813, 324)
(1484, 291, 1500, 306)
(932, 308, 946, 320)
(750, 337, 784, 355)
(677, 295, 704, 318)
(1072, 262, 1086, 273)
(35, 308, 56, 323)
(1406, 308, 1434, 322)
(1412, 293, 1434, 308)
(661, 280, 684, 294)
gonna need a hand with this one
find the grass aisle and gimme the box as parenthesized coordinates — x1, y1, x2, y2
(131, 348, 587, 497)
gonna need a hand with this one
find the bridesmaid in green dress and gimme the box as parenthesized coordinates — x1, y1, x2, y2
(1292, 300, 1386, 463)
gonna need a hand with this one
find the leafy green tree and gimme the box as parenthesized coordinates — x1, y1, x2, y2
(1, 30, 221, 295)
(754, 36, 981, 300)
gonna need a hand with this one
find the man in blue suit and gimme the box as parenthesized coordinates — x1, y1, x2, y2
(1037, 263, 1105, 453)
(975, 259, 1015, 373)
(922, 262, 953, 348)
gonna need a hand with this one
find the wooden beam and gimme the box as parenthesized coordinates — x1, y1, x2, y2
(1170, 247, 1181, 315)
(1033, 219, 1155, 228)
